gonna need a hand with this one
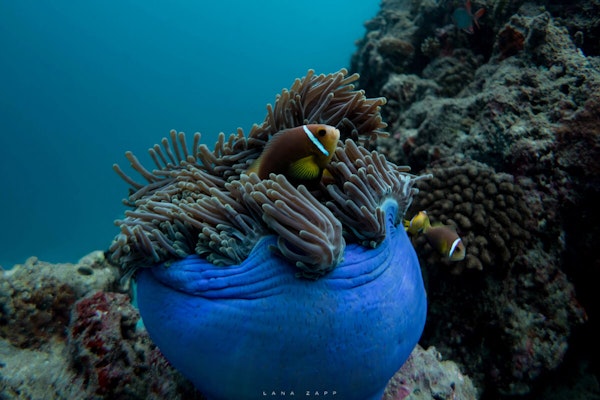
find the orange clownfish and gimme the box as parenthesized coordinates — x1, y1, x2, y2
(247, 124, 340, 186)
(404, 211, 466, 261)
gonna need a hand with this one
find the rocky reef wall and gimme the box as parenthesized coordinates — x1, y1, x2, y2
(350, 0, 599, 397)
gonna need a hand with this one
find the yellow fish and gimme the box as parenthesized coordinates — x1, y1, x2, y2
(404, 210, 431, 236)
(405, 211, 466, 261)
(247, 124, 340, 186)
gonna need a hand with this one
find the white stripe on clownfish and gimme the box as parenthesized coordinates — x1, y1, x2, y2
(449, 238, 463, 259)
(303, 124, 330, 156)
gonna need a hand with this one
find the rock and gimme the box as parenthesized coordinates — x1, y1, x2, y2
(351, 0, 599, 397)
(383, 345, 478, 400)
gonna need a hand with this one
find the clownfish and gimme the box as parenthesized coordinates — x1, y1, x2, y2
(404, 211, 466, 261)
(247, 124, 340, 186)
(404, 210, 431, 236)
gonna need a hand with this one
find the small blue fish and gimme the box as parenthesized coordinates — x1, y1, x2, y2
(452, 0, 485, 34)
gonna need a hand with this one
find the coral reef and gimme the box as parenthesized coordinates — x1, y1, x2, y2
(404, 159, 585, 395)
(410, 157, 534, 274)
(351, 0, 599, 397)
(0, 339, 83, 399)
(496, 25, 526, 60)
(68, 291, 200, 399)
(383, 345, 478, 400)
(2, 0, 598, 395)
(0, 252, 119, 348)
(546, 0, 600, 56)
(0, 252, 201, 400)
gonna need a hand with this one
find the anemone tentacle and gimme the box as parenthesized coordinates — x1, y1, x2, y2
(108, 69, 406, 276)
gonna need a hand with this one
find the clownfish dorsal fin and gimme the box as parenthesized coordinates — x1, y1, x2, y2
(303, 125, 329, 156)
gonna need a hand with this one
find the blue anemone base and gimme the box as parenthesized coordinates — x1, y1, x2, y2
(136, 201, 427, 400)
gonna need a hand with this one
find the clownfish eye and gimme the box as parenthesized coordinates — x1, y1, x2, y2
(317, 129, 327, 137)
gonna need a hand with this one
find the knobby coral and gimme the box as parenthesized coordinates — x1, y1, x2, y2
(406, 157, 585, 394)
(108, 68, 418, 279)
(409, 156, 533, 274)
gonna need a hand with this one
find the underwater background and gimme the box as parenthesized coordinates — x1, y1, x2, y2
(0, 0, 379, 268)
(1, 0, 600, 398)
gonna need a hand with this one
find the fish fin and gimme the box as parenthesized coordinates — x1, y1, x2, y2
(288, 156, 321, 180)
(404, 219, 420, 235)
(246, 157, 261, 175)
(473, 7, 485, 27)
(321, 168, 335, 185)
(431, 222, 455, 229)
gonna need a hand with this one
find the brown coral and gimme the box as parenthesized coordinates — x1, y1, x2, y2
(408, 156, 585, 394)
(378, 36, 415, 62)
(408, 157, 533, 274)
(497, 25, 525, 60)
(0, 277, 75, 348)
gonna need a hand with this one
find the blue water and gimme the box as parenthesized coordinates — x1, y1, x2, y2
(0, 1, 379, 268)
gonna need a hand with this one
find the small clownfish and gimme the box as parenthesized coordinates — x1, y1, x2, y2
(404, 210, 431, 236)
(423, 224, 466, 262)
(247, 124, 340, 186)
(404, 211, 466, 262)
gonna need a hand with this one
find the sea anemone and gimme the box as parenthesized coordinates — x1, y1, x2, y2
(109, 69, 403, 277)
(108, 69, 428, 400)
